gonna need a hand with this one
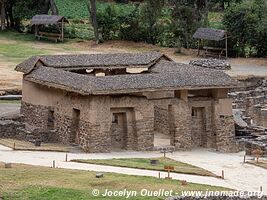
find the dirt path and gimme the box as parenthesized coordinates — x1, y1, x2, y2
(0, 146, 266, 194)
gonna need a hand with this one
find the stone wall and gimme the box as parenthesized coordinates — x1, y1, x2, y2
(213, 99, 238, 153)
(20, 80, 236, 153)
(21, 101, 50, 131)
(229, 78, 267, 127)
(169, 101, 192, 150)
(0, 119, 25, 139)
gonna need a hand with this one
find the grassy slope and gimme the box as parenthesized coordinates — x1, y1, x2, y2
(0, 139, 71, 152)
(247, 160, 267, 169)
(72, 157, 216, 177)
(0, 163, 228, 200)
(0, 31, 52, 62)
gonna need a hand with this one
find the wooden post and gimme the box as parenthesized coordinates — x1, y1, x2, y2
(158, 172, 161, 179)
(225, 33, 228, 59)
(221, 170, 224, 179)
(61, 18, 64, 42)
(243, 155, 246, 163)
(65, 154, 68, 162)
(34, 25, 38, 37)
(52, 160, 56, 168)
(260, 186, 263, 192)
(13, 143, 16, 150)
(197, 39, 200, 56)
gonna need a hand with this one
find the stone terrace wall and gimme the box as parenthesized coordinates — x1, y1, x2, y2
(0, 119, 25, 139)
(229, 78, 267, 127)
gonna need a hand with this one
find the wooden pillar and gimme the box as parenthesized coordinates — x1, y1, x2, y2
(61, 19, 64, 42)
(197, 39, 200, 56)
(34, 25, 38, 37)
(225, 33, 228, 59)
(0, 1, 6, 31)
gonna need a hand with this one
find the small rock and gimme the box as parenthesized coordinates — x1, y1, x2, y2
(96, 173, 104, 178)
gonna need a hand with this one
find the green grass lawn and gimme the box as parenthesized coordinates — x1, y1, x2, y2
(0, 31, 52, 62)
(72, 157, 216, 177)
(0, 100, 21, 104)
(0, 163, 228, 200)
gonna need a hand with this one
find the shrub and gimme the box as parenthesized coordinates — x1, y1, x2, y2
(223, 0, 267, 57)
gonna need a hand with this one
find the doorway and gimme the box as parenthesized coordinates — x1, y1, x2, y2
(70, 108, 80, 144)
(47, 108, 55, 130)
(191, 107, 207, 147)
(110, 112, 127, 150)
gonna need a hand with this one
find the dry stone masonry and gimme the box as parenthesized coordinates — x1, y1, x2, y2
(189, 59, 231, 70)
(229, 77, 267, 154)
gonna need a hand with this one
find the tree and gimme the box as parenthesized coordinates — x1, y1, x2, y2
(3, 0, 59, 30)
(223, 0, 267, 56)
(88, 0, 99, 44)
(40, 0, 58, 15)
(0, 0, 6, 30)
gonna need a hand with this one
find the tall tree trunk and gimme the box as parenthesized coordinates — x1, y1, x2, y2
(0, 1, 5, 30)
(88, 0, 99, 44)
(41, 0, 50, 14)
(8, 4, 14, 28)
(50, 0, 58, 15)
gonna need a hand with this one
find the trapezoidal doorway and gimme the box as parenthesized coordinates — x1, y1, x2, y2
(110, 112, 127, 151)
(191, 107, 207, 147)
(70, 108, 80, 145)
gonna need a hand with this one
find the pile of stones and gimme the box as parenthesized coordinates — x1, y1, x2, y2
(189, 59, 231, 70)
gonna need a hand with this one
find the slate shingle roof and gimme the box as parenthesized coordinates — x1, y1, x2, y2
(31, 15, 68, 25)
(193, 28, 227, 41)
(23, 59, 238, 95)
(15, 52, 167, 74)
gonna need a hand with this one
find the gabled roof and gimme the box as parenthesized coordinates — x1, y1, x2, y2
(15, 52, 169, 74)
(31, 15, 68, 25)
(193, 28, 227, 41)
(23, 60, 238, 95)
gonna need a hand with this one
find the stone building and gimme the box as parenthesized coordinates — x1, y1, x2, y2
(15, 52, 238, 153)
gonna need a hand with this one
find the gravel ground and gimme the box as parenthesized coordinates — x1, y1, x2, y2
(0, 146, 266, 194)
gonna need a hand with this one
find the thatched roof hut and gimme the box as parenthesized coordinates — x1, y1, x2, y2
(193, 28, 227, 41)
(31, 15, 69, 42)
(193, 28, 228, 58)
(31, 15, 68, 25)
